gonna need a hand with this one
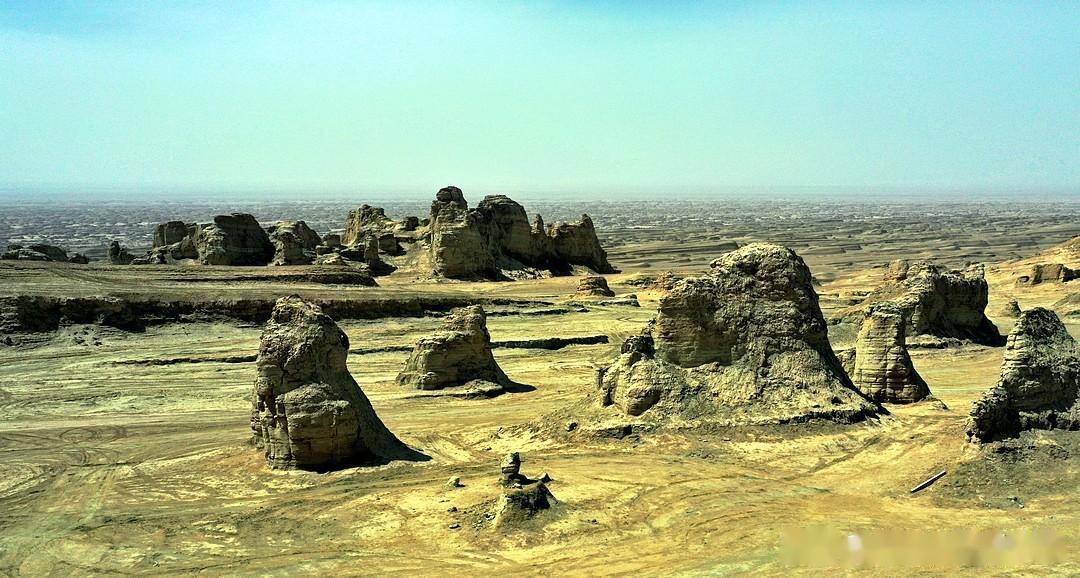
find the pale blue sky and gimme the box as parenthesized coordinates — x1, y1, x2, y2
(0, 1, 1077, 198)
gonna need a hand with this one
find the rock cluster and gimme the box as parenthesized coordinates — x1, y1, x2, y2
(595, 243, 879, 426)
(575, 276, 615, 298)
(835, 260, 1002, 346)
(396, 305, 510, 393)
(148, 221, 199, 262)
(1, 244, 85, 263)
(967, 308, 1080, 442)
(425, 187, 616, 279)
(250, 296, 416, 470)
(843, 302, 931, 403)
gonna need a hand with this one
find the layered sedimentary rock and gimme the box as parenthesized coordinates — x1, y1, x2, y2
(491, 452, 557, 529)
(835, 261, 1001, 346)
(267, 220, 321, 250)
(396, 305, 510, 391)
(595, 243, 879, 426)
(575, 276, 615, 298)
(154, 221, 194, 247)
(196, 214, 274, 266)
(967, 308, 1080, 442)
(846, 302, 930, 403)
(149, 221, 199, 261)
(251, 296, 415, 470)
(425, 187, 615, 279)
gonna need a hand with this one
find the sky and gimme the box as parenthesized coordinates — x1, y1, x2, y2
(0, 1, 1077, 199)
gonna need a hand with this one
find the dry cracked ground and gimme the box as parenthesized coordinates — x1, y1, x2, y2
(0, 210, 1078, 576)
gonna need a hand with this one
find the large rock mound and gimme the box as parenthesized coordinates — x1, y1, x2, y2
(251, 296, 419, 469)
(396, 305, 510, 393)
(967, 308, 1080, 442)
(834, 260, 1002, 346)
(844, 302, 930, 403)
(576, 276, 615, 298)
(197, 214, 274, 266)
(593, 243, 880, 427)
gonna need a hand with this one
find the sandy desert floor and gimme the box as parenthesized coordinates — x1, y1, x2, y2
(0, 213, 1078, 576)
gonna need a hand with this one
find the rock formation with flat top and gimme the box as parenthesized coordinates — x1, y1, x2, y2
(594, 243, 880, 426)
(396, 305, 510, 392)
(251, 296, 417, 470)
(197, 214, 275, 266)
(967, 308, 1080, 442)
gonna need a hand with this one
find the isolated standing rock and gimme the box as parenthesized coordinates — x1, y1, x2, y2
(967, 308, 1080, 442)
(107, 241, 135, 265)
(251, 296, 416, 469)
(576, 276, 615, 298)
(396, 305, 510, 391)
(596, 243, 879, 426)
(848, 302, 930, 403)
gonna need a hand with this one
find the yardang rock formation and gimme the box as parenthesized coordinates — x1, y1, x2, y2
(592, 243, 880, 427)
(835, 260, 1002, 346)
(251, 296, 419, 470)
(396, 305, 511, 395)
(843, 302, 931, 403)
(967, 307, 1080, 442)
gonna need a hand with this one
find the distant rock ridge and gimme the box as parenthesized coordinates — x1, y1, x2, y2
(2, 243, 85, 263)
(967, 308, 1080, 442)
(834, 260, 1002, 346)
(251, 296, 420, 470)
(590, 243, 880, 427)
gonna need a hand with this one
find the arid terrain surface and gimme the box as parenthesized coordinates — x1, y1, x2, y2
(1, 198, 1078, 575)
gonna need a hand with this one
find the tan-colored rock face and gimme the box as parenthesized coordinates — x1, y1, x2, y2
(342, 205, 396, 246)
(850, 305, 930, 403)
(251, 296, 415, 470)
(423, 188, 615, 279)
(837, 261, 1002, 346)
(576, 276, 615, 297)
(596, 243, 880, 425)
(395, 305, 510, 391)
(968, 307, 1080, 442)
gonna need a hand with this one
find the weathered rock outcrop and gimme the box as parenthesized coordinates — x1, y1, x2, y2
(491, 453, 557, 529)
(594, 243, 880, 426)
(107, 241, 136, 265)
(1, 244, 72, 262)
(153, 221, 195, 248)
(396, 305, 510, 392)
(835, 261, 1002, 346)
(967, 308, 1080, 442)
(548, 214, 615, 274)
(266, 220, 321, 266)
(424, 187, 615, 279)
(196, 214, 274, 266)
(251, 296, 418, 470)
(575, 276, 615, 298)
(845, 302, 930, 403)
(1017, 263, 1078, 285)
(343, 205, 397, 246)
